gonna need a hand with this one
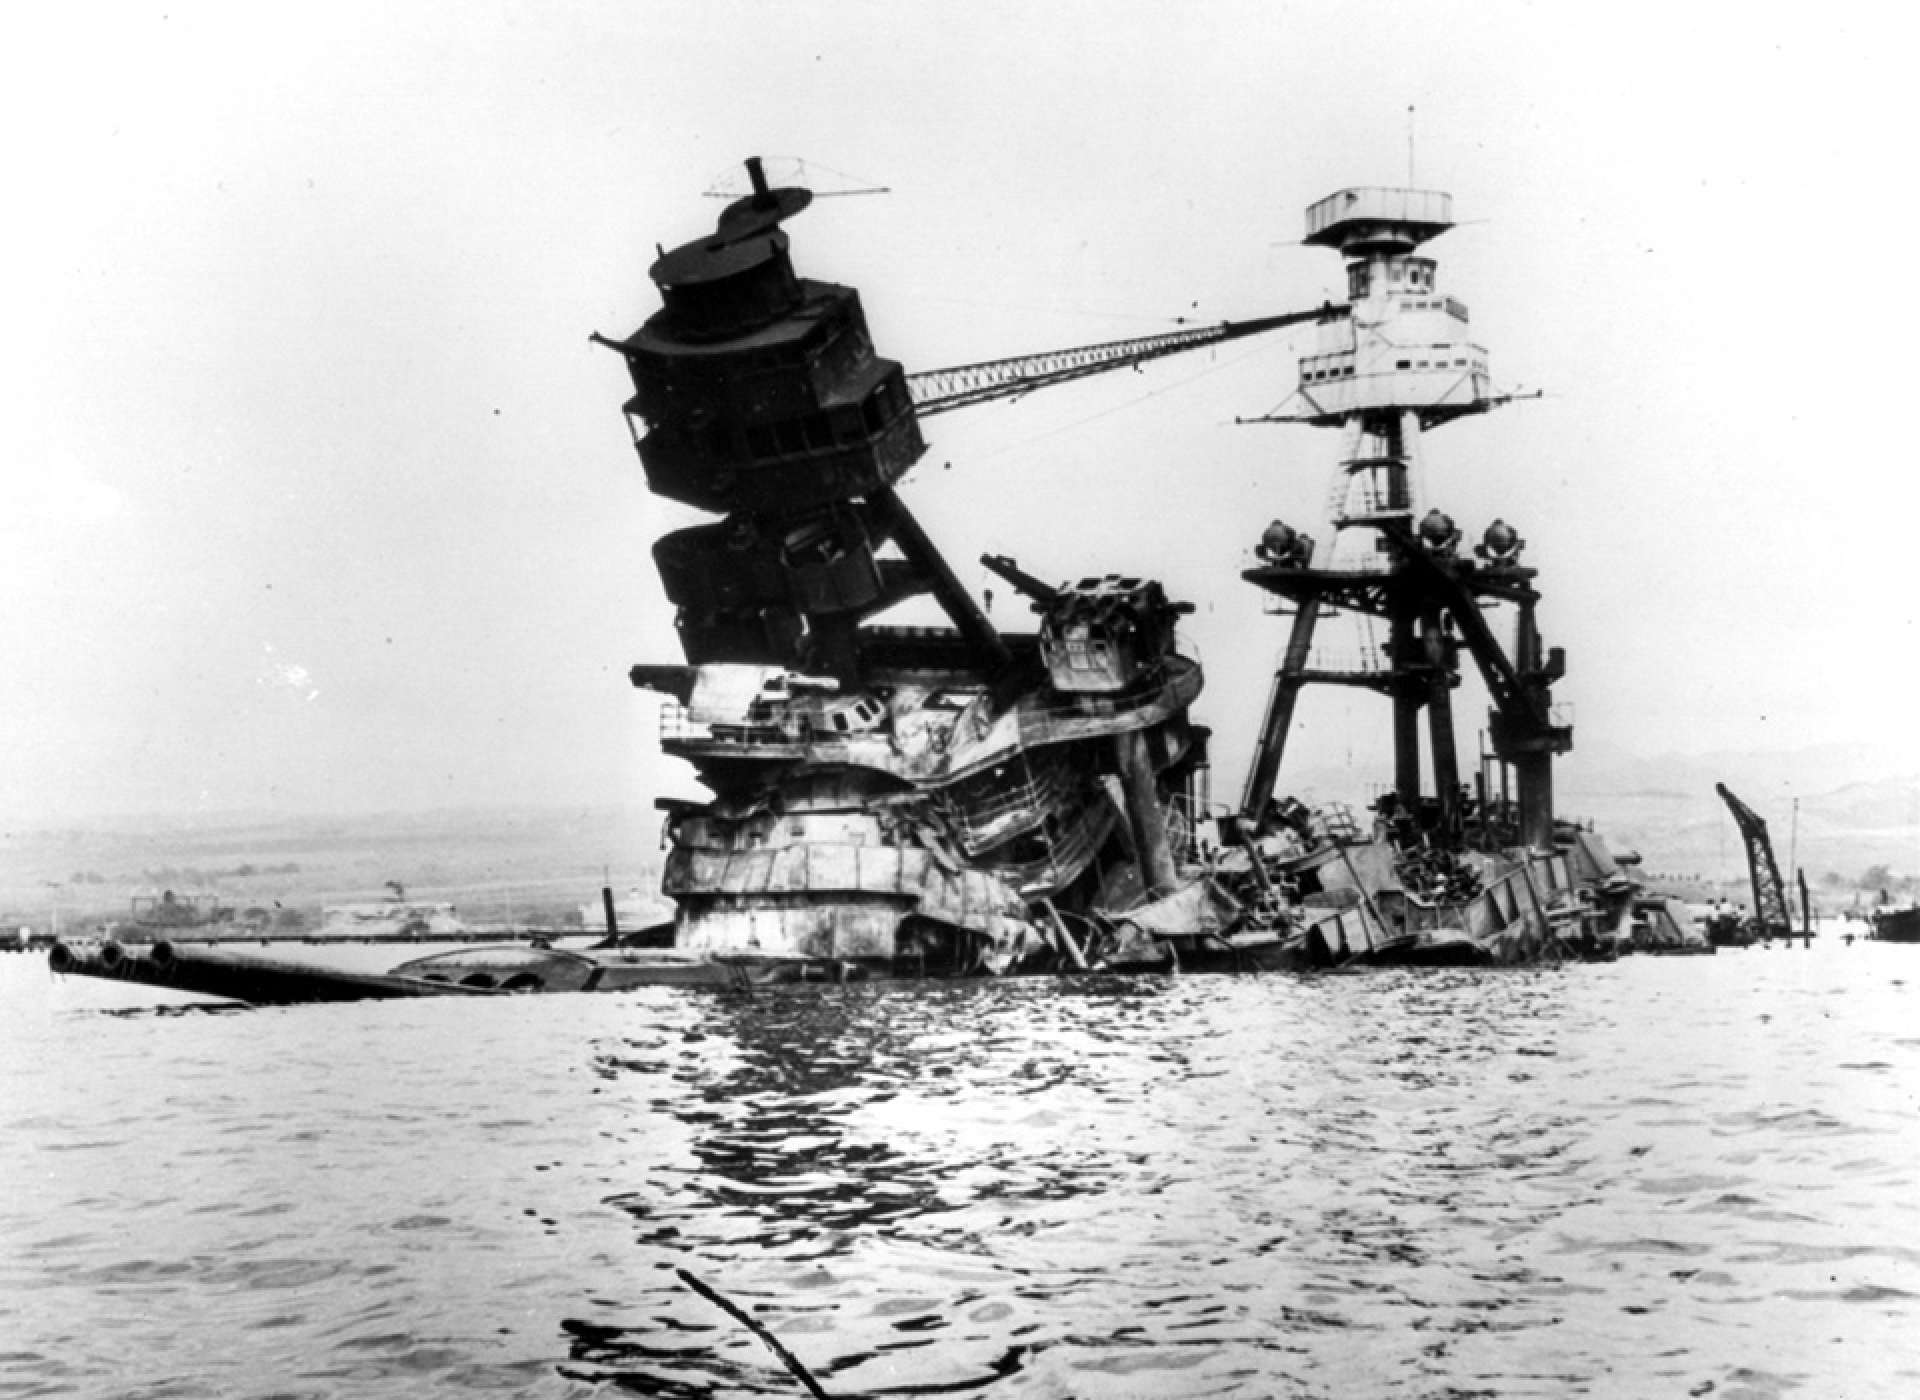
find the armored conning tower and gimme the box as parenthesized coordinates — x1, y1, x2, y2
(610, 159, 1005, 679)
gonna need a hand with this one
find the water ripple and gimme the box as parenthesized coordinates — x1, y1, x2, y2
(6, 944, 1920, 1396)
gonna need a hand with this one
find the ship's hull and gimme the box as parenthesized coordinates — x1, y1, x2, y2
(47, 819, 1644, 1003)
(1872, 907, 1920, 942)
(46, 939, 873, 1004)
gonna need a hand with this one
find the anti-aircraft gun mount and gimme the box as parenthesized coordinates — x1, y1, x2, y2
(1242, 507, 1569, 848)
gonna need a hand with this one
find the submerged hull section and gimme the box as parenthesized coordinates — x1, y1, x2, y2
(50, 940, 496, 1003)
(47, 939, 877, 1004)
(1164, 813, 1641, 973)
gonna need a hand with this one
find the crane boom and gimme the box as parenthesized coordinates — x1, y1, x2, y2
(906, 305, 1346, 417)
(1714, 782, 1794, 941)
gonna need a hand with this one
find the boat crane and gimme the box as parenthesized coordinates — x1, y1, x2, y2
(687, 157, 1351, 417)
(605, 159, 1346, 424)
(1715, 782, 1799, 943)
(905, 307, 1345, 416)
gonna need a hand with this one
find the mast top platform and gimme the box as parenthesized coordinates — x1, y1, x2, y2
(713, 156, 814, 244)
(1305, 187, 1454, 254)
(648, 156, 814, 289)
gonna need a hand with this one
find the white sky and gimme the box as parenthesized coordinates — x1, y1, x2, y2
(2, 1, 1914, 822)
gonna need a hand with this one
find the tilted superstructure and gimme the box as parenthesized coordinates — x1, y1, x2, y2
(599, 161, 1222, 975)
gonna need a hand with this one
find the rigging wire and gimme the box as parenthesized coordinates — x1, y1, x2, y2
(905, 292, 1211, 330)
(701, 156, 888, 198)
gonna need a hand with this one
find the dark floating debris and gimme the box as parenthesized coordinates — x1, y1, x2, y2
(677, 1267, 833, 1400)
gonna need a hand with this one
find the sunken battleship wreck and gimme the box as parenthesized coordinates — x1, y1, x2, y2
(599, 165, 1645, 976)
(50, 162, 1659, 1003)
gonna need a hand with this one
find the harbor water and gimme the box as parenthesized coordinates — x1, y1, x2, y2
(2, 936, 1916, 1399)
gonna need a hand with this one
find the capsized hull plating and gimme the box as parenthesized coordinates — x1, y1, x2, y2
(46, 939, 872, 1005)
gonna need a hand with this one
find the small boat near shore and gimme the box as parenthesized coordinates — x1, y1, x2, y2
(1869, 906, 1920, 943)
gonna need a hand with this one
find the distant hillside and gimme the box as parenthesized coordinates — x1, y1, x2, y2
(1560, 750, 1919, 887)
(0, 804, 666, 934)
(1279, 742, 1919, 889)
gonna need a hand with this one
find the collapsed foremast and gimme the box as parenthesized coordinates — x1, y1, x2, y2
(600, 160, 1214, 974)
